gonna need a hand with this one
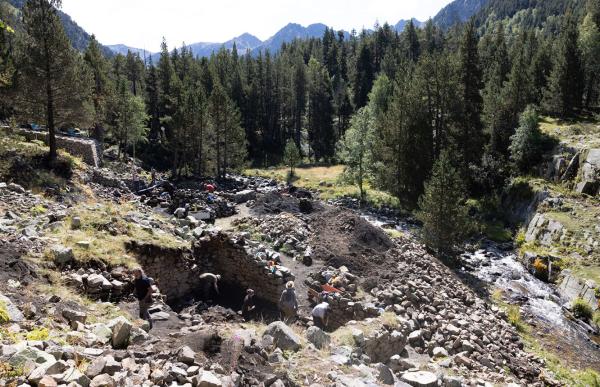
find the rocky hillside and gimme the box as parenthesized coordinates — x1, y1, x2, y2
(0, 128, 563, 386)
(507, 117, 600, 321)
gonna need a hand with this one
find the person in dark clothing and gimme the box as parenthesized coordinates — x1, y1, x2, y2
(241, 289, 256, 321)
(133, 268, 153, 330)
(279, 281, 298, 323)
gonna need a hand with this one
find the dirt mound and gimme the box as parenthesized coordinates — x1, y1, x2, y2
(308, 207, 394, 274)
(250, 191, 322, 215)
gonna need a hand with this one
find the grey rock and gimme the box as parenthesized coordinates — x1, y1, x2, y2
(0, 294, 24, 322)
(400, 371, 438, 387)
(306, 326, 331, 349)
(51, 245, 74, 265)
(90, 374, 115, 387)
(178, 345, 196, 365)
(263, 321, 301, 352)
(108, 317, 131, 349)
(195, 370, 223, 387)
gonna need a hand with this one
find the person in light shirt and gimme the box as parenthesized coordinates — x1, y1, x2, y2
(311, 301, 329, 330)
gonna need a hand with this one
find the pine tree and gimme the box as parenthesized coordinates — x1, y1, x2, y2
(84, 35, 113, 159)
(372, 65, 432, 207)
(509, 105, 543, 173)
(108, 79, 149, 159)
(208, 82, 246, 178)
(579, 12, 600, 108)
(353, 42, 374, 109)
(543, 14, 584, 117)
(337, 106, 374, 202)
(13, 0, 92, 163)
(417, 150, 471, 256)
(455, 21, 484, 176)
(283, 139, 301, 179)
(307, 57, 335, 162)
(144, 59, 161, 140)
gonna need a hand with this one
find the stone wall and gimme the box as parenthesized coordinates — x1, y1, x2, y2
(127, 233, 296, 306)
(18, 129, 100, 167)
(125, 241, 200, 302)
(320, 292, 380, 329)
(193, 233, 294, 305)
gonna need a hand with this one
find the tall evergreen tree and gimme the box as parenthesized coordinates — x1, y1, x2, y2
(13, 0, 92, 162)
(208, 82, 246, 178)
(579, 12, 600, 108)
(84, 35, 113, 159)
(455, 21, 484, 176)
(307, 57, 335, 162)
(543, 14, 584, 117)
(418, 150, 471, 256)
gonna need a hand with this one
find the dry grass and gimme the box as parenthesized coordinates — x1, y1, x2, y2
(45, 201, 188, 268)
(244, 165, 401, 208)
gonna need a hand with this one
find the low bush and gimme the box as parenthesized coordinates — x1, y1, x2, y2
(25, 327, 49, 341)
(0, 302, 9, 324)
(572, 298, 593, 321)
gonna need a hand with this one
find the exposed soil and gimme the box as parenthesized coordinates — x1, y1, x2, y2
(308, 207, 394, 275)
(250, 191, 323, 216)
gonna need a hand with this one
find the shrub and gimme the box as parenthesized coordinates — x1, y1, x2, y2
(515, 230, 526, 246)
(507, 305, 528, 333)
(572, 298, 593, 321)
(593, 311, 600, 328)
(25, 327, 49, 341)
(0, 302, 9, 324)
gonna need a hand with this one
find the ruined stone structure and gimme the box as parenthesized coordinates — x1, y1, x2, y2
(125, 241, 200, 301)
(321, 292, 380, 329)
(18, 129, 100, 167)
(193, 233, 294, 305)
(126, 232, 295, 306)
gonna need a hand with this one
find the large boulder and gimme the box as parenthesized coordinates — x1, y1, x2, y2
(62, 309, 87, 325)
(9, 347, 55, 368)
(263, 321, 302, 352)
(0, 294, 24, 322)
(400, 371, 438, 387)
(231, 189, 256, 204)
(305, 326, 330, 349)
(195, 370, 222, 387)
(90, 374, 115, 387)
(51, 245, 74, 265)
(178, 345, 196, 365)
(108, 316, 132, 349)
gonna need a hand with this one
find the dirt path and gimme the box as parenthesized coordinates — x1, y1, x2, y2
(277, 252, 322, 318)
(214, 204, 250, 231)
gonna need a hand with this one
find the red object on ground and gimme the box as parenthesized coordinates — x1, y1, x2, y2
(321, 284, 341, 293)
(205, 184, 215, 193)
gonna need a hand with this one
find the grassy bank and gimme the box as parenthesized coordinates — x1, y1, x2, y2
(244, 165, 401, 209)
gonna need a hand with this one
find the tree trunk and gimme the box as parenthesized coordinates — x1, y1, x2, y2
(44, 40, 56, 163)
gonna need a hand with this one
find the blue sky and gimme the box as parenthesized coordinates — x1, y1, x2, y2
(61, 0, 452, 51)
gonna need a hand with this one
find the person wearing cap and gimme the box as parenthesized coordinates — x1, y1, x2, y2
(279, 281, 298, 323)
(312, 301, 329, 330)
(241, 289, 256, 321)
(132, 267, 153, 330)
(199, 272, 221, 302)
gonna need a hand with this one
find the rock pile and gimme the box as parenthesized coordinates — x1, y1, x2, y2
(233, 213, 311, 259)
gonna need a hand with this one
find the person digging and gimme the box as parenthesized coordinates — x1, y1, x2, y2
(311, 301, 329, 330)
(279, 281, 298, 323)
(241, 289, 256, 321)
(199, 273, 221, 303)
(133, 267, 153, 330)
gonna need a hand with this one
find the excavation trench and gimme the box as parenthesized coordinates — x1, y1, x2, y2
(125, 234, 290, 316)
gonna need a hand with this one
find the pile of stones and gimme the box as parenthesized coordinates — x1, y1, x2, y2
(233, 213, 311, 259)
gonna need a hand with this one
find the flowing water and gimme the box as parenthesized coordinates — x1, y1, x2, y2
(360, 210, 600, 369)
